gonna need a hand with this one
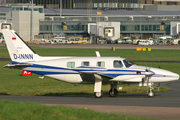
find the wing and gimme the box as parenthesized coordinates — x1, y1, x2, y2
(71, 66, 114, 80)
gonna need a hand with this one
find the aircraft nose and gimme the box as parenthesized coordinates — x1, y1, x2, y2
(164, 71, 179, 81)
(174, 73, 179, 80)
(150, 68, 179, 82)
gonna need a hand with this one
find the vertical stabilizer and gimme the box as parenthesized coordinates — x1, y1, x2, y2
(2, 30, 40, 62)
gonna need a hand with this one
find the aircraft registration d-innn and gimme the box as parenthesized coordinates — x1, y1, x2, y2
(1, 29, 179, 98)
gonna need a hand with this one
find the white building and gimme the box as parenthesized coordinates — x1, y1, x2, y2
(1, 4, 44, 41)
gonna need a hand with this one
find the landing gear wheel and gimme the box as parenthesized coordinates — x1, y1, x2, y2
(94, 91, 103, 98)
(147, 91, 155, 98)
(109, 89, 118, 97)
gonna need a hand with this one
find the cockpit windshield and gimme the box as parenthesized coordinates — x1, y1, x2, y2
(123, 59, 134, 68)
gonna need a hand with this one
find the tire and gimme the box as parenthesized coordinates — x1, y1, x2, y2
(94, 91, 103, 98)
(137, 41, 140, 45)
(147, 91, 155, 98)
(109, 89, 118, 97)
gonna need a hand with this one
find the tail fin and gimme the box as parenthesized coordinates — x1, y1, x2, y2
(2, 29, 40, 62)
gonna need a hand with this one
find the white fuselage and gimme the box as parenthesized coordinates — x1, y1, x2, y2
(20, 57, 179, 84)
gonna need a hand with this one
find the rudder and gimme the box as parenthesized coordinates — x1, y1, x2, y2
(2, 30, 40, 62)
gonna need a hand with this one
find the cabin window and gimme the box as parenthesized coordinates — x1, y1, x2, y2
(67, 62, 75, 68)
(81, 61, 89, 66)
(96, 61, 105, 67)
(114, 60, 123, 68)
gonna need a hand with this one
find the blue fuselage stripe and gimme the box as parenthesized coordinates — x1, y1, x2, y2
(28, 70, 79, 75)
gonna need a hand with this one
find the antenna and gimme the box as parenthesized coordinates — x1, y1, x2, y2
(95, 51, 101, 57)
(158, 56, 161, 68)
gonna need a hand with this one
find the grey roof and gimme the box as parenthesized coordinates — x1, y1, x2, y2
(0, 7, 11, 13)
(1, 6, 180, 16)
(44, 9, 142, 16)
(44, 8, 180, 16)
(141, 11, 180, 15)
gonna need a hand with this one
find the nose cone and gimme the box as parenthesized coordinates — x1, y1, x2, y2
(171, 72, 179, 80)
(150, 68, 179, 82)
(131, 65, 179, 82)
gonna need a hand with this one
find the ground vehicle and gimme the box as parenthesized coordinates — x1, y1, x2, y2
(0, 39, 5, 43)
(132, 39, 141, 45)
(139, 40, 153, 46)
(133, 38, 154, 45)
(115, 38, 123, 44)
(122, 37, 132, 44)
(157, 36, 173, 45)
(50, 37, 69, 44)
(173, 39, 180, 45)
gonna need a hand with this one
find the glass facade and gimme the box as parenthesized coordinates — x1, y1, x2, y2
(120, 24, 170, 33)
(40, 23, 88, 33)
(40, 25, 52, 31)
(39, 21, 170, 38)
(12, 6, 43, 13)
(74, 0, 142, 10)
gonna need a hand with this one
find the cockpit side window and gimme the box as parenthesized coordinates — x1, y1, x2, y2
(113, 60, 123, 68)
(123, 59, 134, 68)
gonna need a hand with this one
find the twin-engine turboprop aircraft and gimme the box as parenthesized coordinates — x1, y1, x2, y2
(1, 29, 179, 98)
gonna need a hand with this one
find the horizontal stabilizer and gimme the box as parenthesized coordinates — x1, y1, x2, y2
(3, 63, 33, 69)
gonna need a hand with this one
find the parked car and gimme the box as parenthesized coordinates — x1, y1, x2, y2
(115, 38, 123, 44)
(107, 39, 115, 44)
(122, 37, 132, 44)
(139, 40, 153, 46)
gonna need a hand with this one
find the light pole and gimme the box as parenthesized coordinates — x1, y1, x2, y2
(60, 0, 62, 17)
(31, 0, 33, 41)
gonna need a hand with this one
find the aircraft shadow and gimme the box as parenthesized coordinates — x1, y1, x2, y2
(43, 92, 93, 96)
(0, 93, 10, 95)
(42, 92, 160, 98)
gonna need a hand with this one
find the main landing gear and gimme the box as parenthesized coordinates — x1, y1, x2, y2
(94, 81, 118, 98)
(94, 89, 118, 98)
(94, 91, 103, 98)
(109, 88, 118, 97)
(109, 83, 118, 97)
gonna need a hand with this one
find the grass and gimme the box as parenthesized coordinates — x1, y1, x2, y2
(32, 48, 180, 61)
(1, 46, 180, 61)
(0, 100, 158, 120)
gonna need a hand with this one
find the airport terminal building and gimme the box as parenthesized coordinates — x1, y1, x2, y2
(4, 0, 180, 9)
(1, 3, 180, 41)
(40, 8, 180, 40)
